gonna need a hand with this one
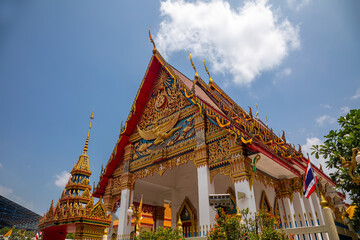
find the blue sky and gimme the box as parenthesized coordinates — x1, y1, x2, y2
(0, 0, 359, 215)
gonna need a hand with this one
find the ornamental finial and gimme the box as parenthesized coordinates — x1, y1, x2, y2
(149, 27, 157, 54)
(204, 59, 213, 85)
(256, 104, 259, 118)
(190, 53, 199, 80)
(83, 111, 94, 154)
(266, 115, 268, 127)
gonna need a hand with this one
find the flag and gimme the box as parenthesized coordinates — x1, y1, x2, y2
(35, 231, 42, 240)
(303, 159, 318, 198)
(3, 229, 12, 237)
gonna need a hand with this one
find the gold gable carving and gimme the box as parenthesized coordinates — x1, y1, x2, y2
(89, 200, 107, 219)
(82, 188, 91, 199)
(137, 70, 191, 130)
(137, 111, 181, 145)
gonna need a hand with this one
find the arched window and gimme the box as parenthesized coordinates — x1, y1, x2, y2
(260, 191, 272, 212)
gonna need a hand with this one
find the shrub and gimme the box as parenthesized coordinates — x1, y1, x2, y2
(208, 208, 292, 240)
(135, 227, 184, 240)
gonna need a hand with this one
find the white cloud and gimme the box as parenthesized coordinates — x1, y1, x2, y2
(316, 114, 336, 126)
(0, 184, 13, 197)
(156, 0, 300, 86)
(340, 106, 350, 114)
(287, 0, 311, 11)
(273, 68, 292, 84)
(302, 137, 335, 176)
(320, 104, 332, 109)
(55, 171, 71, 188)
(350, 88, 360, 100)
(0, 184, 35, 211)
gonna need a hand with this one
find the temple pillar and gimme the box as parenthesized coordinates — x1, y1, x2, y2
(303, 194, 322, 239)
(196, 164, 216, 226)
(154, 206, 165, 230)
(194, 112, 216, 227)
(282, 197, 296, 228)
(311, 193, 325, 225)
(117, 188, 133, 237)
(277, 178, 296, 229)
(117, 144, 134, 238)
(229, 139, 256, 213)
(293, 192, 310, 240)
(234, 180, 257, 213)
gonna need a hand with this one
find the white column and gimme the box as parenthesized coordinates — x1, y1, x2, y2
(293, 193, 310, 240)
(197, 165, 216, 226)
(234, 180, 256, 214)
(117, 188, 133, 237)
(278, 198, 287, 228)
(311, 194, 325, 225)
(107, 211, 116, 239)
(282, 198, 296, 229)
(293, 193, 307, 227)
(303, 195, 323, 240)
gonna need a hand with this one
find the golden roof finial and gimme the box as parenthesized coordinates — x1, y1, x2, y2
(204, 59, 213, 85)
(190, 53, 199, 80)
(266, 115, 268, 127)
(256, 104, 259, 118)
(149, 27, 157, 54)
(83, 111, 94, 154)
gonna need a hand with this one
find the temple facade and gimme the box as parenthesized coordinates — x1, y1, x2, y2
(92, 42, 346, 238)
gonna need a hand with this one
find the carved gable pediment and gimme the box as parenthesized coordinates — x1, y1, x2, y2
(137, 70, 190, 130)
(130, 68, 196, 169)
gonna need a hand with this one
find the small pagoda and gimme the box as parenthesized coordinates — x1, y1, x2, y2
(39, 112, 111, 240)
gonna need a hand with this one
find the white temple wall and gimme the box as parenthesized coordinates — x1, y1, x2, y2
(213, 174, 234, 194)
(171, 162, 199, 227)
(253, 180, 276, 211)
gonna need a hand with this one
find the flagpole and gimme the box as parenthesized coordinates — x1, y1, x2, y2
(307, 153, 321, 197)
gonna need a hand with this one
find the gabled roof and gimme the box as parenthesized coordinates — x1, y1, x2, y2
(93, 49, 336, 197)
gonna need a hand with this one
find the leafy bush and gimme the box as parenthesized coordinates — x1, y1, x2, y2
(135, 227, 184, 240)
(208, 208, 292, 240)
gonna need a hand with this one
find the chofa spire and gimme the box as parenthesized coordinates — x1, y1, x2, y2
(83, 111, 94, 154)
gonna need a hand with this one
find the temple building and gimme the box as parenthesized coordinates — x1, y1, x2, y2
(92, 35, 346, 238)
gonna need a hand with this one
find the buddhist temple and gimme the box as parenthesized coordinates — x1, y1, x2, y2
(39, 112, 111, 240)
(92, 31, 347, 239)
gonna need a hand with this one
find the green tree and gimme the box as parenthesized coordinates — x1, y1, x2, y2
(0, 227, 12, 235)
(312, 109, 360, 228)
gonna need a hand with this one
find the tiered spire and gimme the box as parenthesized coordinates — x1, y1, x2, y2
(83, 111, 94, 154)
(63, 112, 94, 205)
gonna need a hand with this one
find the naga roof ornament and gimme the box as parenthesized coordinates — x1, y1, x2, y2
(149, 27, 157, 54)
(190, 53, 199, 80)
(204, 59, 214, 85)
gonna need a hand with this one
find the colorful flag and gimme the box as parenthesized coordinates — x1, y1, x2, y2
(303, 159, 318, 198)
(35, 231, 42, 240)
(3, 229, 12, 237)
